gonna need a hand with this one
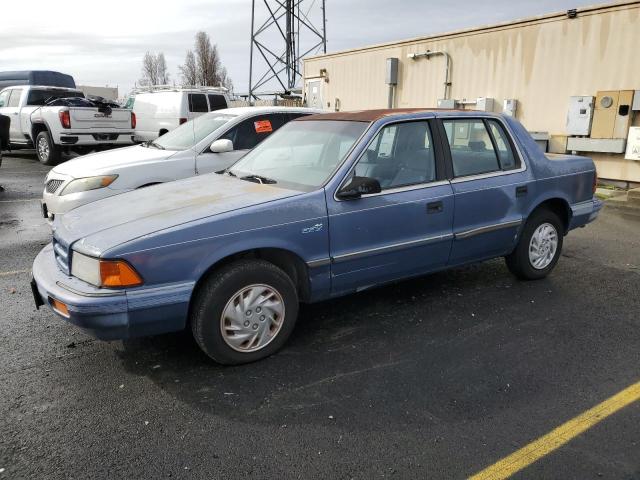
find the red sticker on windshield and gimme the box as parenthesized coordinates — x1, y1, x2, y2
(254, 120, 273, 133)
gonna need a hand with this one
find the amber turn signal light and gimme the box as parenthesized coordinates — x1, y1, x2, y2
(99, 260, 143, 287)
(50, 297, 69, 317)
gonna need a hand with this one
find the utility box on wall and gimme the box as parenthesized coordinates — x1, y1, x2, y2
(566, 96, 594, 136)
(591, 90, 634, 139)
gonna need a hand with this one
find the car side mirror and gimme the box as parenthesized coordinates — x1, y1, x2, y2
(336, 176, 382, 200)
(210, 139, 234, 153)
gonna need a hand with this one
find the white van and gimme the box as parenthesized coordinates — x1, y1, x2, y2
(126, 86, 230, 142)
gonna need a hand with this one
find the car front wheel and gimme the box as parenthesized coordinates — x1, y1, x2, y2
(191, 259, 299, 365)
(505, 208, 564, 280)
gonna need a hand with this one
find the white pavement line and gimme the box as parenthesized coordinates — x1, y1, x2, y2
(0, 199, 40, 203)
(0, 269, 30, 277)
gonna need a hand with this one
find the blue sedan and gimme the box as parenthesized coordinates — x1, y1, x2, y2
(32, 109, 602, 364)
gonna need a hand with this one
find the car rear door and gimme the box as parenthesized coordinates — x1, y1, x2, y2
(440, 116, 533, 265)
(327, 119, 455, 295)
(196, 113, 286, 174)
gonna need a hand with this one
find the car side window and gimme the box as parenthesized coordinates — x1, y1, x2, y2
(188, 93, 208, 113)
(220, 116, 275, 150)
(207, 94, 227, 111)
(443, 119, 501, 177)
(487, 120, 517, 170)
(0, 90, 10, 107)
(353, 121, 436, 190)
(7, 89, 21, 107)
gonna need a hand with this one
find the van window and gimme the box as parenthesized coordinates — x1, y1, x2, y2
(188, 94, 208, 113)
(207, 94, 227, 111)
(8, 89, 22, 107)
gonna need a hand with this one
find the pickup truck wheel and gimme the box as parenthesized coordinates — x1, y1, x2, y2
(35, 131, 61, 165)
(505, 209, 563, 280)
(191, 259, 299, 365)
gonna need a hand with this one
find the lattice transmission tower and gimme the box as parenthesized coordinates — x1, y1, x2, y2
(248, 0, 326, 100)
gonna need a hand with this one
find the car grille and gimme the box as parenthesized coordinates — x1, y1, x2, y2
(52, 236, 70, 276)
(45, 179, 64, 194)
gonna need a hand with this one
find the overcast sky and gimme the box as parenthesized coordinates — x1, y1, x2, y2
(0, 0, 601, 96)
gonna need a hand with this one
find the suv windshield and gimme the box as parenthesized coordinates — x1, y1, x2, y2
(229, 120, 368, 191)
(153, 113, 236, 150)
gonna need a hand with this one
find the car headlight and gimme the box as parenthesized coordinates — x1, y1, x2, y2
(60, 175, 118, 196)
(71, 251, 143, 288)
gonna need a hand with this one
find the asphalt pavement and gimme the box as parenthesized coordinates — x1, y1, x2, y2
(0, 152, 638, 479)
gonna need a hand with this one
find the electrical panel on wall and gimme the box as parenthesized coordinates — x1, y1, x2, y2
(566, 96, 594, 136)
(503, 99, 517, 117)
(591, 90, 634, 139)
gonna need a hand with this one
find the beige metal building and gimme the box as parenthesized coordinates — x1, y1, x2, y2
(303, 1, 640, 184)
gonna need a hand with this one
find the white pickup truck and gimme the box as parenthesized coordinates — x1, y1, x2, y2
(0, 85, 135, 165)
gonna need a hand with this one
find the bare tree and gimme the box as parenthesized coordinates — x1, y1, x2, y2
(179, 32, 233, 89)
(218, 66, 234, 93)
(194, 31, 223, 86)
(156, 53, 169, 85)
(179, 50, 197, 86)
(140, 51, 158, 86)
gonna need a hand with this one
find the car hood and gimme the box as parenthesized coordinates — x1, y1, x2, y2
(52, 145, 180, 177)
(55, 173, 301, 255)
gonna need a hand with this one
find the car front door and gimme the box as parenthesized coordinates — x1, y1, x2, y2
(196, 113, 286, 174)
(327, 119, 455, 295)
(441, 117, 533, 265)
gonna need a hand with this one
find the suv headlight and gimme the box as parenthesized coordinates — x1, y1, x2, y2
(61, 175, 118, 196)
(71, 251, 143, 288)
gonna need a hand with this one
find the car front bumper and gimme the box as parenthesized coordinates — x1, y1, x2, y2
(32, 244, 193, 340)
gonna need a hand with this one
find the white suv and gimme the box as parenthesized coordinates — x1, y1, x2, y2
(125, 87, 231, 142)
(41, 106, 321, 220)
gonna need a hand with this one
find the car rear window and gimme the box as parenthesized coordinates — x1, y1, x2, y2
(27, 89, 84, 106)
(188, 93, 208, 113)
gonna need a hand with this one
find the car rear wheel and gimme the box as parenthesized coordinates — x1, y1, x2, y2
(36, 131, 61, 166)
(190, 259, 299, 365)
(505, 208, 564, 280)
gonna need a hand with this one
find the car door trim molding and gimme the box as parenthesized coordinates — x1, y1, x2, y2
(454, 219, 522, 240)
(331, 233, 454, 264)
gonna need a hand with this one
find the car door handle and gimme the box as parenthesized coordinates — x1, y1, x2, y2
(427, 201, 443, 214)
(516, 185, 528, 197)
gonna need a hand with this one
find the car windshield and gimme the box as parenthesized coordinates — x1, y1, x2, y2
(152, 113, 237, 151)
(228, 120, 368, 190)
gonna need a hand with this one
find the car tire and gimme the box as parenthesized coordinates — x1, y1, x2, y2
(35, 131, 61, 166)
(505, 208, 564, 280)
(191, 259, 299, 365)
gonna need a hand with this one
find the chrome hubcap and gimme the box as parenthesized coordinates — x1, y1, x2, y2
(529, 222, 558, 270)
(220, 284, 285, 352)
(37, 137, 49, 160)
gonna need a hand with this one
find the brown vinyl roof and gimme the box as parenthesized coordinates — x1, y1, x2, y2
(297, 108, 440, 122)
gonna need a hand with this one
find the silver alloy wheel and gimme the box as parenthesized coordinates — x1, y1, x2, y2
(528, 222, 558, 270)
(220, 283, 285, 353)
(37, 136, 50, 161)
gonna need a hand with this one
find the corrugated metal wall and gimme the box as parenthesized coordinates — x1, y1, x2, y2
(303, 1, 640, 182)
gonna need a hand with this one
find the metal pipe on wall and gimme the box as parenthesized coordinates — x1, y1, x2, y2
(407, 50, 452, 99)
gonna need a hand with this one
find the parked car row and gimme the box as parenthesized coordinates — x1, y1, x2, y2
(31, 108, 602, 365)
